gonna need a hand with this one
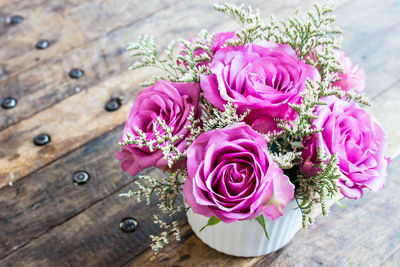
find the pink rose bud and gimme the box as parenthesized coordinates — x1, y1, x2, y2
(333, 50, 366, 93)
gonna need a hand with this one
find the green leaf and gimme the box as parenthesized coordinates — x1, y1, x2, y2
(255, 215, 269, 240)
(200, 216, 221, 232)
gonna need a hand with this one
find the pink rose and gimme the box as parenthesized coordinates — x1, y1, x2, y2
(302, 97, 390, 199)
(200, 42, 320, 133)
(183, 123, 295, 223)
(178, 30, 239, 70)
(116, 80, 201, 176)
(333, 50, 366, 93)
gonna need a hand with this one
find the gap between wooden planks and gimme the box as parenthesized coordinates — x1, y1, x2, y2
(336, 0, 400, 99)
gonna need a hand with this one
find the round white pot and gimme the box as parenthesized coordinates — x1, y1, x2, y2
(186, 199, 302, 257)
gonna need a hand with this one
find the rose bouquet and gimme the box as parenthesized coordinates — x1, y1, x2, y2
(117, 2, 390, 257)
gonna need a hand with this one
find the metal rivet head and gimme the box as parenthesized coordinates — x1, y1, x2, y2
(1, 97, 17, 109)
(7, 15, 24, 25)
(36, 40, 50, 49)
(105, 98, 121, 112)
(33, 133, 51, 146)
(73, 171, 90, 185)
(69, 68, 84, 79)
(120, 218, 139, 233)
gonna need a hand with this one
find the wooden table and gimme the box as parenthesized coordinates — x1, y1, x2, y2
(1, 0, 399, 266)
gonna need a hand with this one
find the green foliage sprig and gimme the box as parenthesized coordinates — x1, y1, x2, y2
(127, 30, 214, 86)
(294, 149, 341, 227)
(119, 117, 185, 168)
(214, 3, 265, 45)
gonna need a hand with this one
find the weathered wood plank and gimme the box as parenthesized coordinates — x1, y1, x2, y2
(368, 82, 400, 159)
(0, 0, 175, 131)
(0, 0, 48, 10)
(128, 224, 261, 267)
(0, 0, 171, 78)
(0, 125, 153, 259)
(336, 0, 400, 98)
(123, 157, 400, 266)
(0, 68, 143, 188)
(0, 175, 180, 267)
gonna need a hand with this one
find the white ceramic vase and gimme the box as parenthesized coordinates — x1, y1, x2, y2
(186, 199, 302, 257)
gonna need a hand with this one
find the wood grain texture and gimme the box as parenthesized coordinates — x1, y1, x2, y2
(0, 125, 145, 258)
(0, 0, 171, 77)
(129, 202, 338, 267)
(0, 170, 178, 267)
(130, 224, 262, 267)
(0, 0, 173, 130)
(337, 0, 400, 98)
(368, 82, 400, 159)
(0, 69, 141, 188)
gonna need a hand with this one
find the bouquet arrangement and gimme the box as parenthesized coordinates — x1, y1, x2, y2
(117, 2, 390, 256)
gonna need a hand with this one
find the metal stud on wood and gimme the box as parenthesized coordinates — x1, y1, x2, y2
(69, 68, 84, 79)
(36, 40, 50, 49)
(73, 171, 90, 185)
(105, 98, 121, 112)
(33, 133, 51, 146)
(120, 218, 139, 233)
(1, 97, 17, 109)
(7, 15, 24, 25)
